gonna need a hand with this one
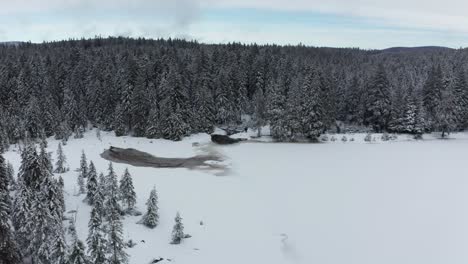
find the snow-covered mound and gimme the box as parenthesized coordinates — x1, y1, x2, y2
(4, 129, 468, 264)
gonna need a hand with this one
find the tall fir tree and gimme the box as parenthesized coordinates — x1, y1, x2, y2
(86, 161, 98, 205)
(105, 163, 128, 264)
(365, 65, 392, 132)
(0, 153, 22, 264)
(68, 239, 89, 264)
(87, 187, 106, 264)
(54, 143, 69, 173)
(119, 168, 137, 212)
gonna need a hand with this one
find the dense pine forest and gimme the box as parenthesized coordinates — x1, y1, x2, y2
(1, 37, 468, 149)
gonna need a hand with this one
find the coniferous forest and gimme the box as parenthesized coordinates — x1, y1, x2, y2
(1, 37, 468, 150)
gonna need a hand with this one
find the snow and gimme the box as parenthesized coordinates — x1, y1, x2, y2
(4, 129, 468, 264)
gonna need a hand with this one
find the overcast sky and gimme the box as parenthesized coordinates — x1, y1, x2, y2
(1, 0, 468, 49)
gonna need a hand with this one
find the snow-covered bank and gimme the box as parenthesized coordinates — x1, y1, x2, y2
(4, 130, 468, 264)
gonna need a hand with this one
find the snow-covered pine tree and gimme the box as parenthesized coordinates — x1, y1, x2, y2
(0, 154, 22, 264)
(300, 68, 326, 140)
(436, 89, 458, 138)
(39, 143, 54, 175)
(267, 82, 288, 140)
(87, 190, 106, 264)
(140, 186, 159, 228)
(6, 162, 15, 190)
(80, 150, 88, 178)
(170, 212, 185, 245)
(54, 143, 69, 173)
(365, 65, 392, 132)
(57, 176, 66, 213)
(68, 239, 89, 264)
(28, 191, 55, 264)
(86, 161, 98, 205)
(77, 152, 87, 194)
(452, 68, 468, 129)
(119, 168, 136, 212)
(253, 86, 267, 137)
(105, 164, 128, 264)
(50, 222, 68, 264)
(423, 65, 443, 127)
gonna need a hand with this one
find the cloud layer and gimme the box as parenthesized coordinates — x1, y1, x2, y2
(1, 0, 468, 48)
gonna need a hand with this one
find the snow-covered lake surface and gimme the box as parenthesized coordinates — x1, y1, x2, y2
(5, 130, 468, 264)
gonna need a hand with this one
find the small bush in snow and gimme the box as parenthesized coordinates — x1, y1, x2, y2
(390, 134, 398, 140)
(341, 136, 348, 142)
(381, 133, 390, 141)
(321, 135, 329, 142)
(364, 133, 372, 142)
(350, 138, 355, 142)
(330, 136, 337, 142)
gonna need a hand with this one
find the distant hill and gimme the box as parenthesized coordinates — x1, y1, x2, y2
(0, 41, 23, 46)
(380, 46, 454, 53)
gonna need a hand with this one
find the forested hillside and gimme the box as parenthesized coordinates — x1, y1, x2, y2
(1, 37, 467, 148)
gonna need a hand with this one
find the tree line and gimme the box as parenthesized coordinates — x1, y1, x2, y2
(1, 37, 467, 147)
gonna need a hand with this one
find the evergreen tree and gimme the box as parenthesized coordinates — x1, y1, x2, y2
(140, 187, 159, 228)
(6, 161, 15, 190)
(452, 68, 468, 129)
(87, 190, 106, 264)
(119, 168, 136, 212)
(436, 89, 458, 138)
(68, 239, 89, 264)
(0, 154, 22, 264)
(422, 66, 443, 128)
(170, 212, 185, 245)
(86, 161, 98, 205)
(389, 88, 425, 135)
(54, 143, 69, 173)
(365, 65, 392, 132)
(267, 83, 287, 140)
(77, 151, 87, 194)
(28, 191, 55, 264)
(80, 150, 88, 178)
(105, 164, 128, 264)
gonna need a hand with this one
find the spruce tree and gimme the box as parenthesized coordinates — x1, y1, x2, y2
(54, 143, 69, 173)
(0, 155, 22, 264)
(119, 168, 136, 212)
(365, 65, 392, 132)
(80, 150, 88, 178)
(77, 151, 88, 194)
(28, 192, 55, 264)
(6, 162, 16, 190)
(452, 68, 468, 129)
(170, 212, 185, 245)
(86, 161, 98, 205)
(140, 186, 159, 228)
(68, 239, 89, 264)
(105, 165, 128, 264)
(436, 89, 458, 138)
(87, 188, 106, 264)
(423, 65, 443, 126)
(12, 177, 32, 250)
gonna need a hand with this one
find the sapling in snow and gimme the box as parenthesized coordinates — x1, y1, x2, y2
(170, 212, 185, 244)
(140, 186, 159, 228)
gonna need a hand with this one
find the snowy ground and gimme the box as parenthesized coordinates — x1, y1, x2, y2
(4, 130, 468, 264)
